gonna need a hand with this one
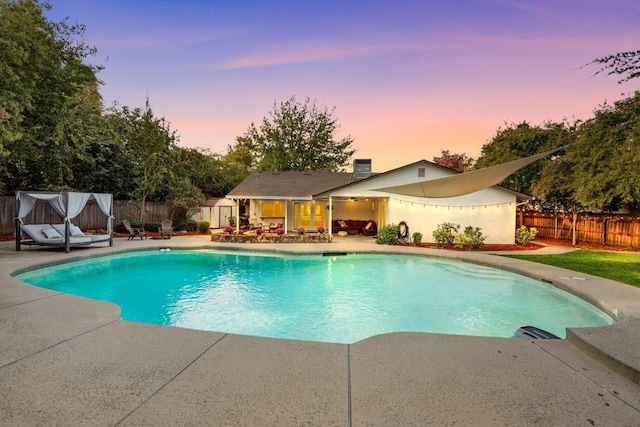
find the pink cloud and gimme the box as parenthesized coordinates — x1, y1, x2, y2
(219, 40, 427, 70)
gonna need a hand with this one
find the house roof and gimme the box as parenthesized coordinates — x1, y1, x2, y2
(312, 159, 532, 200)
(226, 171, 355, 200)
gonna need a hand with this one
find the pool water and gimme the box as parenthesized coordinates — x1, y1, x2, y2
(16, 250, 614, 343)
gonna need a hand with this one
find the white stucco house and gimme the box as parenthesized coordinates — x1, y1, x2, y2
(226, 159, 530, 244)
(190, 198, 236, 229)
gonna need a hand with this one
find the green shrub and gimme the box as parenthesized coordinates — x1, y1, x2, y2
(197, 221, 210, 234)
(455, 226, 486, 249)
(412, 232, 423, 245)
(173, 218, 197, 231)
(515, 225, 538, 246)
(144, 222, 161, 232)
(376, 223, 400, 245)
(433, 222, 459, 246)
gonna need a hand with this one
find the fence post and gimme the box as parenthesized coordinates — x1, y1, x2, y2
(602, 218, 607, 246)
(518, 207, 524, 227)
(572, 210, 578, 246)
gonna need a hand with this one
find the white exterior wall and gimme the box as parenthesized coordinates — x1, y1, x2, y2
(327, 162, 518, 244)
(385, 189, 516, 244)
(191, 198, 236, 228)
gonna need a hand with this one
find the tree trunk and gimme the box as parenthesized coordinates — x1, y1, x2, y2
(571, 209, 578, 246)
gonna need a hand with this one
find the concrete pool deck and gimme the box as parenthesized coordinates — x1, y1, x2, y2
(1, 235, 639, 426)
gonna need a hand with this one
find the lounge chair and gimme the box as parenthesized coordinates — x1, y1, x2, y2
(123, 219, 147, 240)
(21, 224, 92, 247)
(158, 219, 173, 239)
(20, 223, 110, 249)
(51, 224, 111, 244)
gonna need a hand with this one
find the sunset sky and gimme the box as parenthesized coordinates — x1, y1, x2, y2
(47, 1, 639, 172)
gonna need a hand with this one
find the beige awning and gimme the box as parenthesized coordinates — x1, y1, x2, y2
(374, 147, 564, 198)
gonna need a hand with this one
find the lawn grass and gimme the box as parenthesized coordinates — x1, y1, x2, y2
(504, 250, 640, 288)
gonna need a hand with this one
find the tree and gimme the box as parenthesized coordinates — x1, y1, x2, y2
(165, 177, 206, 219)
(170, 146, 221, 198)
(533, 91, 640, 219)
(567, 92, 640, 212)
(215, 140, 253, 196)
(590, 50, 640, 83)
(0, 0, 102, 194)
(237, 96, 356, 172)
(474, 121, 571, 194)
(112, 100, 177, 220)
(432, 150, 473, 172)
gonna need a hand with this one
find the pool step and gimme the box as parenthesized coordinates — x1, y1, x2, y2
(566, 318, 640, 385)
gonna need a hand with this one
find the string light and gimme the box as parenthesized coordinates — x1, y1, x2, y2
(388, 197, 519, 210)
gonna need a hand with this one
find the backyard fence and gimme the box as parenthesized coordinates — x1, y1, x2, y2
(517, 210, 640, 249)
(0, 196, 169, 234)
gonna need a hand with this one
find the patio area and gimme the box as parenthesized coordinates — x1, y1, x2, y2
(1, 235, 640, 425)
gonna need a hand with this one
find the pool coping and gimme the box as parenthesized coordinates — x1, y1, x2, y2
(2, 235, 640, 425)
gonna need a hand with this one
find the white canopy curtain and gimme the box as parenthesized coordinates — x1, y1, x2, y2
(15, 191, 114, 253)
(374, 146, 565, 198)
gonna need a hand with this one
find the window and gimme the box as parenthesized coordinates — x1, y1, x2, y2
(418, 167, 425, 177)
(262, 202, 285, 217)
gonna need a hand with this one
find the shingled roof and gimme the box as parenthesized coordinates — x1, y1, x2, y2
(226, 171, 354, 200)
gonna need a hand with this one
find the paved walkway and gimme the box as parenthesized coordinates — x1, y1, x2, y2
(1, 235, 639, 426)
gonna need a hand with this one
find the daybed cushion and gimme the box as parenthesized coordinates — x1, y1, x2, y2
(22, 224, 93, 245)
(52, 223, 110, 243)
(70, 224, 84, 236)
(22, 224, 60, 242)
(42, 228, 62, 239)
(52, 223, 84, 237)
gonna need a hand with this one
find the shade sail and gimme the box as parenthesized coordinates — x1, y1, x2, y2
(374, 147, 564, 198)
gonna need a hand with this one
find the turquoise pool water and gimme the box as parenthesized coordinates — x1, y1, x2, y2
(16, 250, 614, 343)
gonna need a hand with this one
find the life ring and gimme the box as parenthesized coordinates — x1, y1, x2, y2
(398, 221, 409, 240)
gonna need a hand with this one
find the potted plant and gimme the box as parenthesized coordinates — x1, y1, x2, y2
(317, 226, 325, 234)
(224, 225, 233, 234)
(276, 227, 284, 235)
(255, 227, 263, 236)
(297, 227, 305, 235)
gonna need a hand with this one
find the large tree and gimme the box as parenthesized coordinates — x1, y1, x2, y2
(474, 121, 572, 195)
(567, 93, 638, 212)
(237, 96, 356, 172)
(0, 0, 102, 194)
(215, 140, 253, 196)
(111, 100, 177, 219)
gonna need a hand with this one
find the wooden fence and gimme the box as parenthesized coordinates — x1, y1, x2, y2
(517, 211, 640, 249)
(0, 196, 169, 234)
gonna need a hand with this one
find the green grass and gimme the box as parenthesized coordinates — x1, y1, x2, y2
(505, 250, 640, 288)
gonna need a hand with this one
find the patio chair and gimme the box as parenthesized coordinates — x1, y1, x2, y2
(158, 219, 173, 239)
(123, 219, 147, 240)
(249, 217, 262, 230)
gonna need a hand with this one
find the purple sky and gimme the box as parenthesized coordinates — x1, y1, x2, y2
(48, 1, 639, 172)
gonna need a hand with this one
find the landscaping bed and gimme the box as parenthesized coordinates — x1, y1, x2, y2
(211, 232, 331, 243)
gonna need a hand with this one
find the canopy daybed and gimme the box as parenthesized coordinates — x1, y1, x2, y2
(15, 191, 114, 253)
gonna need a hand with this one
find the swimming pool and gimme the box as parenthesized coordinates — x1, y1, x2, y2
(15, 250, 614, 343)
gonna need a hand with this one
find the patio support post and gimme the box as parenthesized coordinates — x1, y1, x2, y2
(234, 199, 239, 233)
(15, 197, 21, 251)
(328, 196, 333, 238)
